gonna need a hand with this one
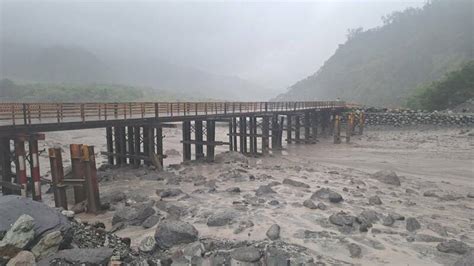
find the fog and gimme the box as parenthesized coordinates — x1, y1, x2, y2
(1, 0, 426, 99)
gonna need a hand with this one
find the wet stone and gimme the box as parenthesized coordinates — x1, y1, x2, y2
(311, 188, 343, 203)
(255, 185, 276, 197)
(266, 224, 281, 240)
(368, 196, 382, 205)
(303, 199, 318, 209)
(329, 212, 356, 226)
(437, 240, 470, 254)
(230, 246, 261, 263)
(382, 215, 395, 226)
(347, 243, 362, 258)
(371, 170, 401, 186)
(406, 217, 421, 232)
(282, 178, 310, 188)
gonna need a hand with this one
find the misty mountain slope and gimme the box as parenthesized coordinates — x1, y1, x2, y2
(0, 43, 270, 101)
(277, 1, 473, 106)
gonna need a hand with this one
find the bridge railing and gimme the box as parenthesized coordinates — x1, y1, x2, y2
(0, 101, 345, 126)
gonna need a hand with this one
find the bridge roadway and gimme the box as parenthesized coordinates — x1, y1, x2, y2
(0, 101, 346, 135)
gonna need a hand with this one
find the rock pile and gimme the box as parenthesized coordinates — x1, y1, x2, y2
(362, 109, 474, 127)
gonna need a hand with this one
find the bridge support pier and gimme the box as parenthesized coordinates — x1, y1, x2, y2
(262, 116, 270, 155)
(334, 115, 341, 144)
(1, 138, 13, 195)
(286, 115, 292, 144)
(206, 120, 216, 161)
(195, 120, 204, 159)
(311, 110, 318, 143)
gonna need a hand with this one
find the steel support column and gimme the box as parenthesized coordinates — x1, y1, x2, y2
(206, 120, 215, 161)
(70, 144, 86, 203)
(0, 138, 12, 195)
(182, 121, 191, 161)
(195, 120, 204, 159)
(106, 127, 114, 165)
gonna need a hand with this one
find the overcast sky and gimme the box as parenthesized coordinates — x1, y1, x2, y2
(1, 0, 426, 92)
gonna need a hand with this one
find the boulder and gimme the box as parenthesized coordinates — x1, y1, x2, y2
(0, 215, 35, 259)
(266, 224, 280, 240)
(371, 170, 401, 186)
(382, 215, 395, 226)
(265, 246, 289, 266)
(406, 217, 421, 232)
(303, 199, 318, 209)
(329, 212, 356, 226)
(226, 187, 241, 193)
(6, 251, 35, 266)
(31, 231, 63, 260)
(142, 215, 161, 229)
(37, 247, 113, 266)
(347, 243, 362, 258)
(112, 205, 155, 226)
(311, 188, 343, 203)
(437, 240, 470, 254)
(154, 220, 198, 249)
(358, 210, 380, 224)
(139, 236, 156, 253)
(230, 246, 261, 263)
(368, 196, 382, 205)
(282, 179, 310, 188)
(0, 196, 70, 242)
(159, 188, 183, 198)
(255, 185, 276, 197)
(207, 210, 239, 227)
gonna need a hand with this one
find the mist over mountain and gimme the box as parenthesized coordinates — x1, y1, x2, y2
(277, 1, 473, 107)
(1, 0, 427, 102)
(0, 41, 272, 101)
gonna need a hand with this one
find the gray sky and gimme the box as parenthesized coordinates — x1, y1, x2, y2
(1, 0, 426, 92)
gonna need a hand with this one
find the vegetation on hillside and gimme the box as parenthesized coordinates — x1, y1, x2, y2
(406, 61, 474, 111)
(0, 79, 199, 102)
(277, 0, 473, 107)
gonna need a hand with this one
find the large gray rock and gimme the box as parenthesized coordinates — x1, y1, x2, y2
(347, 243, 362, 258)
(0, 196, 70, 241)
(207, 210, 238, 227)
(266, 224, 280, 240)
(311, 188, 343, 203)
(142, 215, 161, 229)
(329, 212, 356, 226)
(282, 179, 310, 188)
(0, 214, 35, 259)
(368, 196, 382, 205)
(139, 236, 156, 253)
(264, 246, 289, 266)
(371, 170, 401, 186)
(6, 251, 36, 266)
(303, 200, 318, 209)
(230, 246, 261, 263)
(31, 231, 63, 260)
(159, 188, 183, 198)
(37, 247, 113, 266)
(406, 217, 421, 232)
(112, 205, 155, 226)
(358, 210, 380, 224)
(437, 240, 470, 254)
(255, 185, 276, 197)
(154, 220, 198, 249)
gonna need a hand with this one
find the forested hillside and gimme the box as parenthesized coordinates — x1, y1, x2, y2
(406, 61, 474, 111)
(277, 0, 473, 107)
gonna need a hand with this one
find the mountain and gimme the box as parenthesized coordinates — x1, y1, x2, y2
(276, 0, 473, 107)
(0, 42, 271, 101)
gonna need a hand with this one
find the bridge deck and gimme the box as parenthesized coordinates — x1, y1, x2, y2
(0, 101, 345, 135)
